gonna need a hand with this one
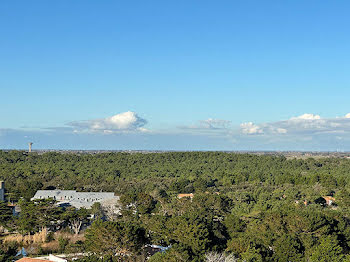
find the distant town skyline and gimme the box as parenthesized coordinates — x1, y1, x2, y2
(1, 1, 350, 150)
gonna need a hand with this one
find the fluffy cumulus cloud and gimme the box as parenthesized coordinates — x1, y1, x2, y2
(240, 122, 287, 135)
(240, 122, 263, 134)
(239, 113, 350, 137)
(68, 111, 148, 134)
(290, 113, 321, 120)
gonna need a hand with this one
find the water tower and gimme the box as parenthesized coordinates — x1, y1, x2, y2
(28, 142, 33, 153)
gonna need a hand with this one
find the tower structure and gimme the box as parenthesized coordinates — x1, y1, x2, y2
(28, 142, 33, 153)
(0, 181, 4, 201)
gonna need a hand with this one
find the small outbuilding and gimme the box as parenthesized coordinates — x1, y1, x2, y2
(177, 193, 194, 199)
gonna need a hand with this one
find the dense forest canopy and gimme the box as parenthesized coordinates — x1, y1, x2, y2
(1, 151, 350, 200)
(2, 151, 350, 261)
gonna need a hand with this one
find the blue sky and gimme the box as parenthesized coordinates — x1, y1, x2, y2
(1, 1, 350, 150)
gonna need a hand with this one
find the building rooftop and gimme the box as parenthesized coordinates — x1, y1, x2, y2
(31, 190, 119, 209)
(16, 258, 51, 262)
(178, 193, 194, 199)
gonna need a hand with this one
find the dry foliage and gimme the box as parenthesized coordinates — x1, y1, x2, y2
(4, 228, 48, 245)
(3, 229, 84, 250)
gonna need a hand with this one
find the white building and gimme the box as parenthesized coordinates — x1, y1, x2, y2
(31, 190, 120, 210)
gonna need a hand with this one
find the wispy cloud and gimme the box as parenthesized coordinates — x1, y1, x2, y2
(179, 118, 231, 130)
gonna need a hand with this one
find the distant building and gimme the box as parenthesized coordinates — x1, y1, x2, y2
(16, 258, 50, 262)
(177, 193, 194, 199)
(31, 190, 120, 211)
(323, 196, 336, 206)
(16, 255, 67, 262)
(0, 181, 5, 201)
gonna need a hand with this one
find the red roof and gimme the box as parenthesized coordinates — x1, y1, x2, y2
(323, 196, 335, 201)
(16, 258, 51, 262)
(178, 193, 194, 199)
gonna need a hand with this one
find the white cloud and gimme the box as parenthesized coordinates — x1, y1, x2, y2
(200, 118, 231, 129)
(345, 113, 350, 118)
(240, 122, 263, 134)
(240, 113, 350, 137)
(68, 111, 147, 134)
(138, 127, 151, 133)
(239, 123, 286, 135)
(290, 113, 321, 120)
(276, 128, 287, 134)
